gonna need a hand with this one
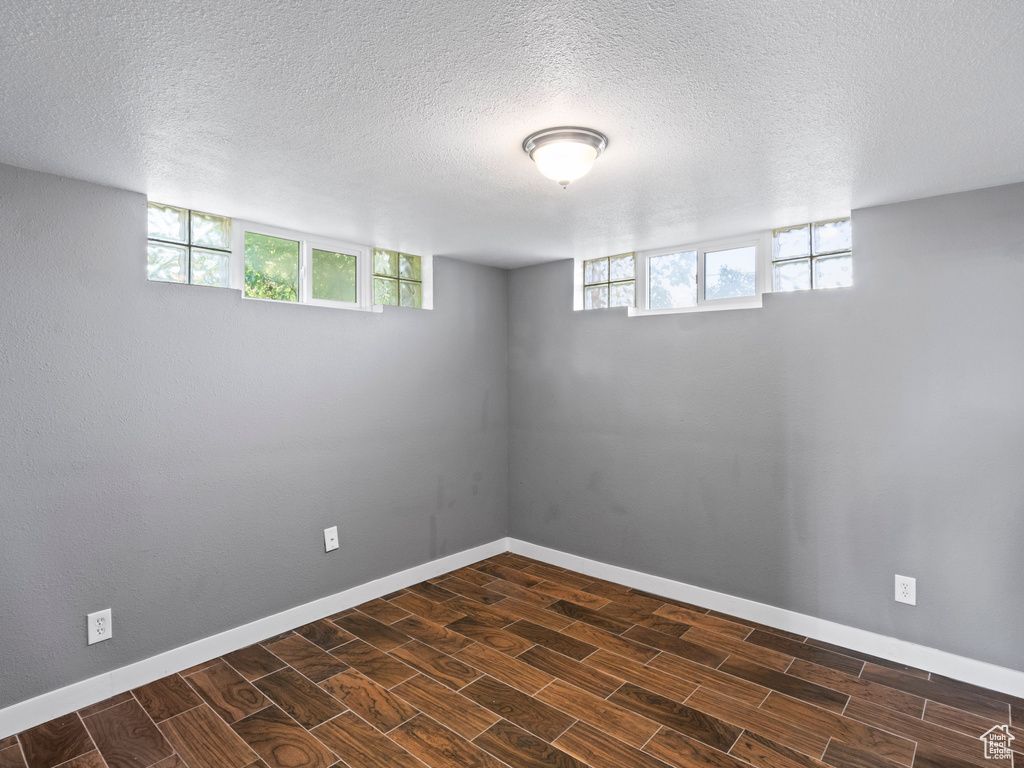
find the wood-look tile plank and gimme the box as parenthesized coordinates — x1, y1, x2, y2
(543, 600, 632, 633)
(82, 699, 172, 768)
(623, 625, 728, 668)
(330, 639, 418, 688)
(681, 686, 829, 758)
(745, 630, 865, 676)
(705, 611, 807, 643)
(77, 693, 135, 719)
(133, 675, 202, 724)
(454, 642, 556, 695)
(821, 740, 906, 768)
(803, 640, 928, 679)
(152, 755, 190, 768)
(472, 719, 587, 768)
(445, 598, 519, 627)
(860, 664, 1009, 722)
(434, 578, 506, 605)
(580, 577, 635, 599)
(177, 658, 223, 677)
(391, 714, 507, 768)
(487, 553, 538, 570)
(928, 673, 1024, 710)
(923, 700, 1024, 754)
(472, 562, 545, 587)
(785, 659, 925, 717)
(392, 675, 500, 740)
(637, 615, 694, 638)
(728, 730, 829, 768)
(0, 738, 17, 752)
(628, 588, 709, 613)
(682, 627, 794, 672)
(252, 667, 346, 728)
(490, 597, 573, 630)
(294, 619, 356, 650)
(354, 599, 412, 625)
(310, 712, 424, 768)
(18, 714, 95, 768)
(50, 751, 106, 768)
(608, 683, 743, 753)
(844, 698, 989, 768)
(223, 644, 287, 682)
(529, 582, 610, 610)
(266, 634, 349, 683)
(504, 620, 596, 660)
(643, 726, 751, 768)
(393, 615, 474, 655)
(584, 648, 700, 702)
(537, 679, 661, 749)
(0, 746, 26, 768)
(484, 578, 560, 606)
(406, 581, 458, 603)
(319, 669, 419, 733)
(718, 658, 848, 713)
(390, 640, 482, 690)
(599, 602, 663, 626)
(562, 620, 661, 663)
(653, 605, 753, 640)
(554, 721, 673, 768)
(332, 613, 412, 652)
(185, 662, 267, 724)
(445, 617, 535, 656)
(517, 645, 622, 697)
(159, 705, 257, 768)
(521, 564, 595, 590)
(390, 592, 466, 625)
(602, 590, 669, 614)
(448, 567, 499, 586)
(759, 692, 916, 766)
(461, 677, 575, 742)
(230, 705, 336, 768)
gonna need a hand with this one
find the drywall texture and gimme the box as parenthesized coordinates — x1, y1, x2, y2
(508, 183, 1024, 671)
(0, 164, 508, 709)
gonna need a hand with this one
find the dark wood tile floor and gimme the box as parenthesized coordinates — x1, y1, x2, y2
(3, 553, 1020, 768)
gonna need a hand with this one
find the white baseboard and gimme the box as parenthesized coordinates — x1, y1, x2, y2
(508, 538, 1024, 699)
(0, 537, 509, 740)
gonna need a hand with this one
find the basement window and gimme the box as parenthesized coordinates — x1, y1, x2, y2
(582, 253, 636, 309)
(147, 203, 232, 287)
(772, 218, 852, 291)
(373, 249, 424, 308)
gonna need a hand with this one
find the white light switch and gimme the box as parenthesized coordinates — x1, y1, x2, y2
(324, 526, 339, 552)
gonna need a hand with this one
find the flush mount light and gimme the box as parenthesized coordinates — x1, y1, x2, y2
(523, 126, 608, 188)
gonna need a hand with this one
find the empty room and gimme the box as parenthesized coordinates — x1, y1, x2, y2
(1, 1, 1022, 767)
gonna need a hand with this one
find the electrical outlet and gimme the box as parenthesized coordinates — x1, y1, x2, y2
(895, 575, 916, 605)
(324, 526, 339, 552)
(88, 609, 112, 644)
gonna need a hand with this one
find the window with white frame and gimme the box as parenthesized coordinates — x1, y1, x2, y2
(772, 218, 852, 291)
(373, 249, 424, 308)
(582, 253, 636, 309)
(147, 202, 232, 287)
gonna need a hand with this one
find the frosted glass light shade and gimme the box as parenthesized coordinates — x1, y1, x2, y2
(523, 127, 608, 188)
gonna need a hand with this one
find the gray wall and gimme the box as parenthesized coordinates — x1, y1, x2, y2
(0, 163, 509, 709)
(508, 182, 1024, 671)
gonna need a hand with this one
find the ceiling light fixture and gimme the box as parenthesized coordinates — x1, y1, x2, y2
(523, 126, 608, 188)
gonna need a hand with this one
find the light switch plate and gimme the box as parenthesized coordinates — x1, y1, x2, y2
(324, 526, 339, 552)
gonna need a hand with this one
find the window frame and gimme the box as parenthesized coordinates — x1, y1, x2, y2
(769, 217, 852, 292)
(231, 220, 375, 312)
(625, 232, 769, 317)
(146, 203, 233, 288)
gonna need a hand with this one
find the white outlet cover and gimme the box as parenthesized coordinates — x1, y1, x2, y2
(895, 575, 916, 605)
(88, 608, 112, 644)
(324, 526, 339, 552)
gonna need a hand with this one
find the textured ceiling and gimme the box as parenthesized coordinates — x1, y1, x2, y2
(2, 0, 1023, 268)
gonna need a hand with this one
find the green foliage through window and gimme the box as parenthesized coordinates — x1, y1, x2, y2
(244, 232, 299, 302)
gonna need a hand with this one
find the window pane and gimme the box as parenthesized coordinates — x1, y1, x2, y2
(399, 253, 421, 280)
(773, 224, 810, 261)
(191, 211, 232, 250)
(609, 253, 635, 281)
(584, 257, 608, 285)
(584, 285, 608, 309)
(705, 246, 756, 300)
(190, 247, 231, 287)
(773, 259, 811, 292)
(244, 232, 299, 301)
(373, 249, 399, 277)
(147, 242, 187, 283)
(400, 280, 422, 308)
(312, 249, 357, 303)
(812, 219, 852, 255)
(374, 276, 399, 305)
(649, 251, 697, 309)
(609, 281, 635, 307)
(147, 203, 188, 243)
(814, 253, 853, 288)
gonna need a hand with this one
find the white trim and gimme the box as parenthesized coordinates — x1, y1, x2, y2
(507, 538, 1024, 699)
(0, 537, 508, 739)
